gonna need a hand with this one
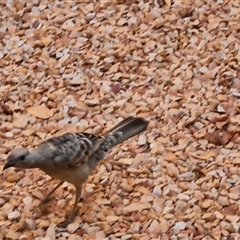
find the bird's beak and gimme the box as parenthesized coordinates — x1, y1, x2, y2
(3, 161, 15, 170)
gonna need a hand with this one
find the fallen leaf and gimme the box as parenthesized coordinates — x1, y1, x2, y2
(41, 37, 51, 47)
(208, 113, 228, 123)
(32, 19, 40, 28)
(112, 82, 121, 94)
(122, 202, 150, 212)
(27, 106, 53, 119)
(164, 152, 178, 162)
(178, 137, 189, 150)
(5, 231, 20, 240)
(106, 216, 119, 225)
(203, 131, 222, 145)
(189, 151, 217, 160)
(5, 171, 21, 183)
(221, 130, 235, 145)
(118, 158, 133, 165)
(216, 121, 229, 130)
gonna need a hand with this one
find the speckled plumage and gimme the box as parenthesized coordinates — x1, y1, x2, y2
(4, 116, 149, 228)
(37, 132, 106, 168)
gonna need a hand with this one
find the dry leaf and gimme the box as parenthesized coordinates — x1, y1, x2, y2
(5, 171, 21, 183)
(27, 106, 53, 119)
(164, 152, 178, 162)
(106, 216, 119, 225)
(208, 113, 228, 123)
(118, 158, 133, 165)
(41, 37, 51, 47)
(189, 151, 217, 160)
(112, 82, 121, 94)
(221, 130, 235, 145)
(216, 120, 229, 130)
(178, 137, 189, 150)
(122, 203, 150, 212)
(203, 131, 223, 145)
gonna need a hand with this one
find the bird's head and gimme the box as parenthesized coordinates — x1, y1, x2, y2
(3, 148, 30, 170)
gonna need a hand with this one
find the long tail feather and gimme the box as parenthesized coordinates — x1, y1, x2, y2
(107, 117, 149, 147)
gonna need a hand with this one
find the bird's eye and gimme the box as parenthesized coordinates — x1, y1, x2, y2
(19, 155, 25, 161)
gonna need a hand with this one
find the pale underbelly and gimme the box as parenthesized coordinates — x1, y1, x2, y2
(41, 164, 91, 186)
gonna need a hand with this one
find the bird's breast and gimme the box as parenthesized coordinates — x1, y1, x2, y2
(40, 163, 91, 186)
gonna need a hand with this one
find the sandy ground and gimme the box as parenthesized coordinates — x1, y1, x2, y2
(1, 1, 240, 239)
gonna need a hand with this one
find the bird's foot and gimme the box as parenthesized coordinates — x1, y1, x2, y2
(56, 214, 76, 228)
(56, 218, 72, 228)
(56, 209, 79, 228)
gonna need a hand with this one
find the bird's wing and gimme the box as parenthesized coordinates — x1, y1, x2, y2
(36, 117, 148, 169)
(37, 132, 105, 168)
(87, 117, 149, 163)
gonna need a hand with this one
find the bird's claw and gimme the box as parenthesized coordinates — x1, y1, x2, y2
(56, 210, 78, 228)
(56, 218, 72, 228)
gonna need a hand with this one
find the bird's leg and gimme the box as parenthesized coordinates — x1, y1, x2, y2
(40, 181, 64, 206)
(57, 185, 82, 228)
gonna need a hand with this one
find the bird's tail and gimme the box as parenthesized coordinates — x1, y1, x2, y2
(106, 116, 149, 148)
(88, 117, 149, 170)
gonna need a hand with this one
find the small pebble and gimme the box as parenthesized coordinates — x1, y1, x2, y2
(67, 223, 80, 234)
(8, 211, 21, 221)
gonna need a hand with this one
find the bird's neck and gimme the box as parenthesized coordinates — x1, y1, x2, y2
(24, 151, 46, 169)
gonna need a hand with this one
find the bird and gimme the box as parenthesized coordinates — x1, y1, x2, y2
(3, 116, 149, 228)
